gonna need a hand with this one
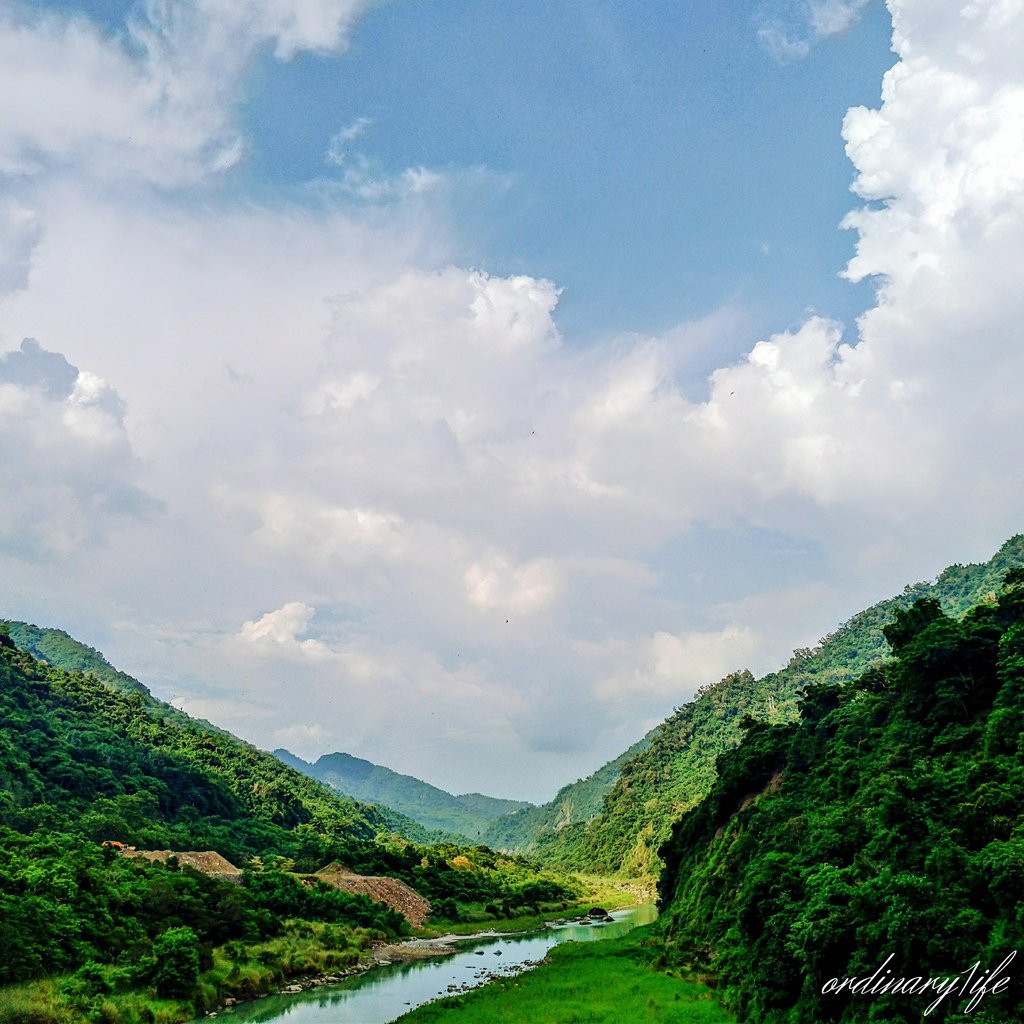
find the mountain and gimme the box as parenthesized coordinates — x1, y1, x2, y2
(0, 620, 432, 862)
(277, 749, 532, 841)
(8, 621, 155, 698)
(493, 534, 1024, 877)
(0, 619, 440, 845)
(654, 573, 1024, 1023)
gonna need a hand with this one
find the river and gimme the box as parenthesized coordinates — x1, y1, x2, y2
(211, 904, 657, 1024)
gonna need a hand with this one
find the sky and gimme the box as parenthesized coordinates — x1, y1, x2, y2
(2, 0, 1023, 802)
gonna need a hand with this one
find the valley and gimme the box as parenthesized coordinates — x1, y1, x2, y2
(2, 537, 1024, 1023)
(4, 1, 1023, 1021)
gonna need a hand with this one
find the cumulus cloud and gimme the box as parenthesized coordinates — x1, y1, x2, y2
(464, 556, 561, 616)
(596, 625, 763, 702)
(0, 338, 154, 558)
(0, 336, 78, 396)
(239, 602, 330, 658)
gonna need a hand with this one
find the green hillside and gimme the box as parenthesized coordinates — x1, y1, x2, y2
(0, 624, 427, 865)
(0, 626, 581, 1021)
(654, 574, 1024, 1023)
(523, 534, 1024, 877)
(1, 620, 437, 844)
(7, 622, 153, 697)
(481, 732, 653, 853)
(277, 749, 532, 841)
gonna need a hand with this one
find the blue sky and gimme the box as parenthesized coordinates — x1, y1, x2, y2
(3, 0, 1024, 800)
(246, 1, 894, 343)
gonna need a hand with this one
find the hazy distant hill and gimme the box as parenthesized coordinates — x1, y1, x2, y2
(277, 749, 533, 841)
(480, 733, 653, 854)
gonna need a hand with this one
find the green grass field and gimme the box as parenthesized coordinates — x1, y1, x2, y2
(394, 926, 733, 1024)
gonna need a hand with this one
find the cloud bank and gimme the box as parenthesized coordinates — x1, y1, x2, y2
(2, 0, 1023, 798)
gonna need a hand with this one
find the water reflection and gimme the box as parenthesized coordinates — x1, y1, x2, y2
(218, 905, 657, 1024)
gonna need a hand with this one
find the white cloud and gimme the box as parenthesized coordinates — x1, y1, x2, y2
(239, 601, 331, 659)
(0, 0, 373, 185)
(464, 556, 560, 616)
(0, 199, 42, 300)
(326, 116, 373, 166)
(247, 496, 409, 566)
(810, 0, 873, 37)
(318, 155, 500, 207)
(757, 24, 811, 63)
(170, 695, 262, 728)
(273, 722, 329, 757)
(0, 338, 153, 558)
(596, 625, 762, 703)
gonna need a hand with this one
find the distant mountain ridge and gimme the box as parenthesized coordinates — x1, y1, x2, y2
(276, 749, 533, 842)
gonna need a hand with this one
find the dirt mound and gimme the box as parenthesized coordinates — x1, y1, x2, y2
(121, 849, 242, 883)
(315, 863, 431, 927)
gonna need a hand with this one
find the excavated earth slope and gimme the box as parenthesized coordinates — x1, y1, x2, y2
(121, 849, 243, 883)
(314, 862, 431, 927)
(119, 851, 430, 925)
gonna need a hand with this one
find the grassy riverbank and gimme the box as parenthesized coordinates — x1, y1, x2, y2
(0, 922, 378, 1024)
(0, 875, 640, 1024)
(394, 926, 733, 1024)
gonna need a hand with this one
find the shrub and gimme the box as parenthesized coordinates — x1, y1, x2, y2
(151, 927, 200, 999)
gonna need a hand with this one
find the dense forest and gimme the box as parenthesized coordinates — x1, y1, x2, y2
(654, 572, 1024, 1022)
(0, 629, 578, 1021)
(514, 536, 1024, 878)
(0, 619, 432, 854)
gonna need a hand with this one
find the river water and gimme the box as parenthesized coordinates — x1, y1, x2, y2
(213, 904, 657, 1024)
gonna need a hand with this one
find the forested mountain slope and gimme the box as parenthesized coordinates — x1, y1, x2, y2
(481, 732, 654, 853)
(655, 574, 1024, 1023)
(515, 535, 1024, 876)
(0, 629, 578, 1017)
(2, 620, 441, 843)
(5, 622, 152, 698)
(0, 624, 422, 863)
(277, 749, 531, 841)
